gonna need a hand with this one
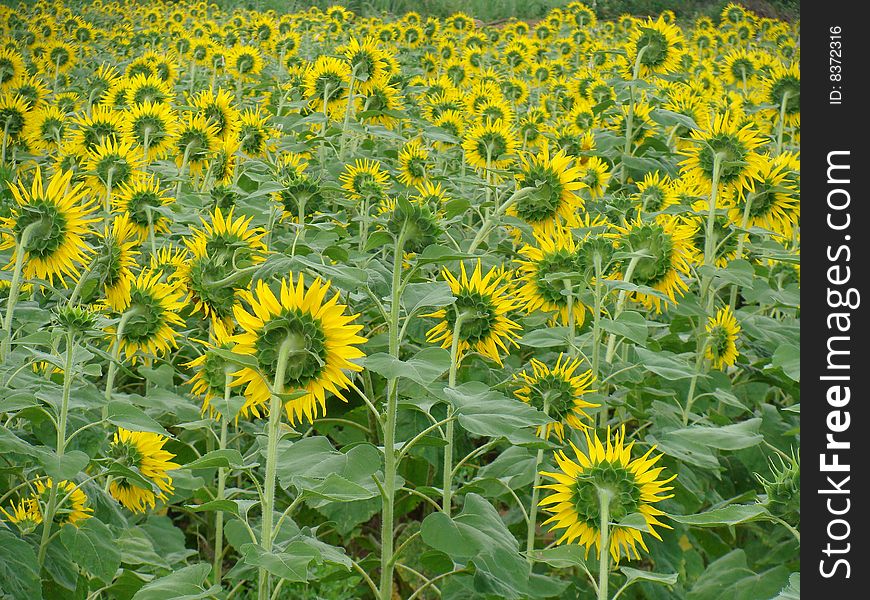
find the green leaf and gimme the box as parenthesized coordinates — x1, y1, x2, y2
(635, 347, 699, 380)
(240, 542, 318, 582)
(620, 566, 679, 586)
(416, 244, 473, 265)
(649, 108, 699, 130)
(207, 347, 260, 371)
(519, 327, 572, 348)
(420, 493, 518, 560)
(276, 437, 381, 502)
(40, 450, 90, 481)
(444, 382, 550, 445)
(771, 344, 799, 382)
(60, 518, 121, 582)
(106, 402, 170, 436)
(183, 449, 246, 470)
(185, 499, 240, 516)
(131, 563, 220, 600)
(0, 529, 42, 600)
(599, 311, 648, 345)
(770, 573, 800, 600)
(402, 281, 455, 315)
(663, 419, 763, 451)
(669, 503, 770, 527)
(528, 545, 588, 568)
(687, 550, 789, 600)
(362, 348, 450, 386)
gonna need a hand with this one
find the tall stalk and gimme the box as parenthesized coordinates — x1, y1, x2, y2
(1, 223, 37, 361)
(442, 312, 467, 517)
(258, 340, 292, 600)
(596, 488, 613, 600)
(379, 227, 406, 600)
(620, 45, 649, 184)
(213, 372, 231, 586)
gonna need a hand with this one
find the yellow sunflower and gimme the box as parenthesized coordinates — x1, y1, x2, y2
(33, 478, 93, 526)
(514, 353, 598, 441)
(172, 112, 220, 177)
(113, 176, 173, 243)
(340, 158, 390, 201)
(508, 146, 585, 231)
(1, 167, 99, 286)
(1, 497, 42, 534)
(109, 428, 180, 513)
(539, 426, 675, 561)
(304, 55, 350, 118)
(230, 274, 367, 424)
(122, 100, 179, 161)
(462, 119, 519, 172)
(97, 212, 140, 310)
(705, 306, 741, 369)
(726, 153, 799, 238)
(23, 104, 67, 154)
(425, 261, 521, 366)
(85, 136, 143, 197)
(397, 139, 429, 186)
(192, 87, 240, 141)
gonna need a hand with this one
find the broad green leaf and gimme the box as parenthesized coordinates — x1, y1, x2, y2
(687, 550, 789, 600)
(444, 382, 550, 445)
(771, 344, 799, 382)
(60, 518, 121, 582)
(669, 503, 769, 527)
(528, 545, 588, 568)
(0, 529, 42, 600)
(401, 281, 455, 315)
(649, 108, 699, 130)
(599, 311, 648, 345)
(185, 499, 240, 516)
(519, 327, 572, 348)
(362, 348, 450, 386)
(107, 402, 170, 436)
(240, 542, 319, 582)
(183, 449, 247, 470)
(276, 437, 381, 501)
(131, 563, 219, 600)
(620, 566, 679, 586)
(40, 450, 90, 481)
(770, 573, 800, 600)
(420, 493, 518, 560)
(663, 419, 763, 451)
(635, 347, 700, 380)
(416, 244, 473, 265)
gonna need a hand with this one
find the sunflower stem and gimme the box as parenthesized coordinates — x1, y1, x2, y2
(727, 192, 755, 310)
(591, 253, 605, 428)
(37, 328, 76, 567)
(258, 338, 293, 600)
(775, 91, 791, 156)
(604, 255, 641, 364)
(145, 205, 158, 259)
(620, 45, 649, 185)
(442, 311, 467, 518)
(1, 119, 10, 166)
(213, 372, 231, 587)
(104, 166, 115, 228)
(1, 223, 38, 362)
(358, 197, 369, 253)
(564, 279, 576, 357)
(467, 186, 537, 253)
(525, 397, 549, 563)
(103, 308, 137, 421)
(339, 74, 356, 162)
(596, 487, 613, 600)
(380, 226, 406, 600)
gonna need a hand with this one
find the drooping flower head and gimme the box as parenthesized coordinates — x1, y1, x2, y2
(705, 306, 741, 369)
(109, 428, 179, 513)
(539, 426, 675, 561)
(230, 275, 367, 424)
(33, 478, 93, 526)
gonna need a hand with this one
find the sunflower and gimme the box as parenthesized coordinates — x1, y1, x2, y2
(514, 353, 598, 440)
(377, 195, 442, 254)
(1, 497, 42, 534)
(462, 118, 519, 172)
(509, 146, 585, 232)
(85, 136, 142, 196)
(230, 274, 367, 424)
(726, 153, 799, 238)
(0, 48, 25, 90)
(539, 426, 675, 561)
(761, 62, 800, 127)
(0, 93, 30, 147)
(687, 198, 738, 268)
(126, 73, 173, 106)
(304, 55, 350, 117)
(192, 88, 240, 141)
(273, 153, 322, 222)
(95, 213, 139, 310)
(71, 104, 126, 153)
(722, 49, 760, 87)
(397, 139, 429, 186)
(516, 224, 587, 327)
(706, 306, 740, 369)
(432, 109, 464, 149)
(425, 261, 521, 366)
(611, 215, 697, 313)
(8, 74, 51, 110)
(106, 269, 186, 362)
(340, 36, 387, 91)
(108, 428, 179, 513)
(33, 478, 93, 526)
(237, 108, 274, 157)
(227, 45, 264, 80)
(340, 158, 390, 201)
(23, 104, 67, 153)
(122, 100, 178, 161)
(43, 40, 77, 74)
(635, 172, 678, 213)
(114, 176, 173, 243)
(679, 111, 766, 196)
(179, 207, 267, 323)
(355, 77, 405, 129)
(578, 156, 612, 199)
(1, 168, 98, 286)
(172, 113, 220, 177)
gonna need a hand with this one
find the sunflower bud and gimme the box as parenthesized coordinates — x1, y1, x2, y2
(756, 449, 800, 525)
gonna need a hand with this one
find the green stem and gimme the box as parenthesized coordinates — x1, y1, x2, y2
(525, 398, 549, 563)
(103, 308, 137, 421)
(728, 193, 755, 310)
(339, 75, 356, 161)
(442, 312, 467, 517)
(467, 186, 537, 253)
(1, 223, 37, 362)
(564, 279, 576, 356)
(257, 339, 293, 600)
(37, 329, 76, 566)
(146, 205, 157, 260)
(379, 227, 406, 600)
(213, 373, 230, 586)
(597, 488, 613, 600)
(604, 255, 641, 364)
(775, 91, 791, 156)
(620, 45, 649, 184)
(591, 253, 605, 428)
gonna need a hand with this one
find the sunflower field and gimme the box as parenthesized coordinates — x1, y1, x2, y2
(0, 1, 801, 599)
